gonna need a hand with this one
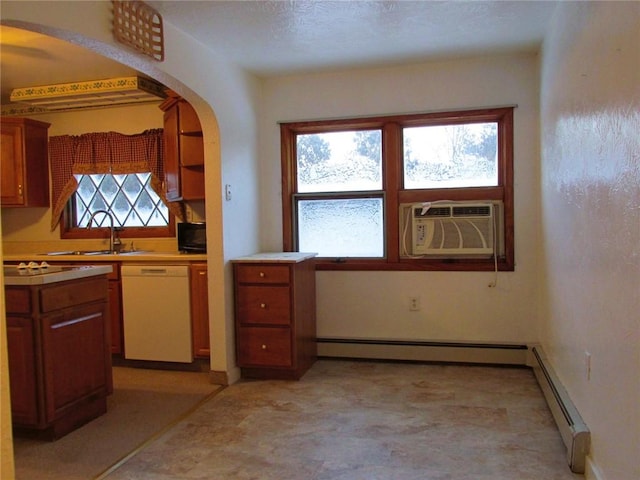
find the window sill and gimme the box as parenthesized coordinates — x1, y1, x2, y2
(313, 258, 514, 272)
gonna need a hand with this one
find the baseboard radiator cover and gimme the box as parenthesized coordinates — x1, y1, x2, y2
(530, 346, 590, 473)
(317, 337, 529, 366)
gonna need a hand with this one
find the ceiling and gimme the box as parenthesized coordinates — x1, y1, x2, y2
(0, 1, 558, 106)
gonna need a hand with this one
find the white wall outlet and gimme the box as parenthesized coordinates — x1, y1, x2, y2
(409, 296, 421, 311)
(585, 351, 591, 381)
(225, 184, 232, 201)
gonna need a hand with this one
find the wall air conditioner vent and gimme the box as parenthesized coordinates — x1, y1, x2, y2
(401, 201, 500, 257)
(452, 205, 492, 217)
(421, 206, 451, 217)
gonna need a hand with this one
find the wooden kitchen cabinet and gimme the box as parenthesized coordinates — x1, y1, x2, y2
(0, 117, 50, 207)
(6, 314, 39, 426)
(5, 276, 111, 439)
(190, 263, 210, 358)
(105, 263, 123, 354)
(233, 255, 316, 380)
(159, 95, 205, 202)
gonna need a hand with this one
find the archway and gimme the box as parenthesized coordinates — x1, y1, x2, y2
(0, 19, 227, 478)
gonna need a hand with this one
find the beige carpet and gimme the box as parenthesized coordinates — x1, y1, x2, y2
(12, 367, 224, 480)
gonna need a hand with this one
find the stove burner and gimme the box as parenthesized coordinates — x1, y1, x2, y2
(17, 261, 51, 270)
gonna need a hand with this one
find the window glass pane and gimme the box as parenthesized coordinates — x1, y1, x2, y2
(403, 123, 498, 189)
(297, 197, 384, 257)
(73, 173, 168, 228)
(297, 130, 382, 193)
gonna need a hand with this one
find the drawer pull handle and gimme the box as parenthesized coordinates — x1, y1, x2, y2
(260, 303, 266, 309)
(259, 272, 265, 278)
(261, 344, 267, 350)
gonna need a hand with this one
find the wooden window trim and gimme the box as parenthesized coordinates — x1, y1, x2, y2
(281, 107, 515, 271)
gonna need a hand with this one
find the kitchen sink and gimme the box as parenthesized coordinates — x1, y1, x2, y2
(45, 250, 113, 256)
(44, 250, 152, 256)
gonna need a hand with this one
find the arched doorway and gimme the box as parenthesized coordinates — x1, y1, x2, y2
(1, 21, 227, 479)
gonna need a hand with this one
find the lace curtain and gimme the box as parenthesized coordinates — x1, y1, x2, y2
(48, 129, 183, 230)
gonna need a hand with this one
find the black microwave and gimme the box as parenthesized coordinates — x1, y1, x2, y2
(178, 222, 207, 253)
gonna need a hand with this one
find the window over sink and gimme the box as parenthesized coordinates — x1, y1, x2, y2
(63, 172, 173, 239)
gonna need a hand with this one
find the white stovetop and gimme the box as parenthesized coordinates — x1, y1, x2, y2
(3, 264, 113, 286)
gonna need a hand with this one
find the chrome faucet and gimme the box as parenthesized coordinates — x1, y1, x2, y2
(86, 210, 122, 253)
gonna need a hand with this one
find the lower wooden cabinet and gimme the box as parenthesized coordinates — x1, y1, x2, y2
(233, 254, 316, 380)
(190, 263, 210, 358)
(6, 315, 38, 426)
(37, 260, 208, 360)
(5, 276, 111, 439)
(49, 261, 122, 354)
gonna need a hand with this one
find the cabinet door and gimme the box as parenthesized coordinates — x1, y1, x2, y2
(0, 123, 25, 205)
(6, 315, 39, 426)
(190, 263, 210, 357)
(108, 280, 122, 354)
(163, 105, 181, 201)
(41, 303, 109, 423)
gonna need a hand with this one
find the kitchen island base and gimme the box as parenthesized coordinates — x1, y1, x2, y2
(5, 265, 112, 440)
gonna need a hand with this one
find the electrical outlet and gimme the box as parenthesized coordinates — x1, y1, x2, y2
(225, 184, 232, 201)
(585, 351, 591, 381)
(409, 296, 420, 311)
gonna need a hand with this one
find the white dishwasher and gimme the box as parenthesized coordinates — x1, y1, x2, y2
(121, 265, 193, 363)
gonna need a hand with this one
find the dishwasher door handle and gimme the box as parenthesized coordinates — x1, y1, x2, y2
(139, 268, 169, 275)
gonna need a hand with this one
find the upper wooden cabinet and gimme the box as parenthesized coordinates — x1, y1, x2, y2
(159, 95, 205, 202)
(1, 117, 51, 207)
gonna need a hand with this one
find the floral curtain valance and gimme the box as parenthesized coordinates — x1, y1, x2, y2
(49, 129, 183, 230)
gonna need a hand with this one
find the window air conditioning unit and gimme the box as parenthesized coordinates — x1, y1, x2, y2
(409, 202, 496, 256)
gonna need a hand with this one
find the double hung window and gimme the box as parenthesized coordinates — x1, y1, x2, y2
(280, 107, 514, 271)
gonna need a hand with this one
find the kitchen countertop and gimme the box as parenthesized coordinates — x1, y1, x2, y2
(3, 251, 208, 263)
(3, 264, 113, 286)
(232, 252, 317, 263)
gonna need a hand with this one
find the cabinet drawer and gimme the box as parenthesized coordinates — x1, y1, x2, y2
(237, 286, 290, 325)
(236, 265, 290, 285)
(40, 278, 108, 313)
(237, 327, 291, 367)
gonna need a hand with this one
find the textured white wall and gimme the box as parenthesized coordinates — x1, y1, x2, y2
(261, 54, 541, 344)
(540, 3, 640, 479)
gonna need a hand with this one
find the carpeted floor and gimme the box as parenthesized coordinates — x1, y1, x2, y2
(107, 360, 583, 480)
(12, 367, 223, 480)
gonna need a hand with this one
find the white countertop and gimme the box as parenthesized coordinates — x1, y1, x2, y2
(3, 251, 208, 263)
(3, 264, 113, 286)
(231, 252, 317, 263)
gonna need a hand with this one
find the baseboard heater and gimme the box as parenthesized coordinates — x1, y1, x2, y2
(530, 346, 590, 473)
(317, 337, 529, 365)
